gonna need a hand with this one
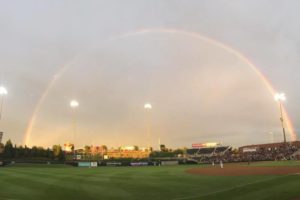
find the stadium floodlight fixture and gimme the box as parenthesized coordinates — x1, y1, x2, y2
(274, 93, 286, 102)
(70, 100, 79, 108)
(0, 86, 7, 95)
(144, 103, 152, 110)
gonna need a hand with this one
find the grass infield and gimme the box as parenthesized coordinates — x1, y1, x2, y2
(0, 161, 300, 200)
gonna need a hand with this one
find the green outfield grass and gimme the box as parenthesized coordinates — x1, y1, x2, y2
(0, 161, 300, 200)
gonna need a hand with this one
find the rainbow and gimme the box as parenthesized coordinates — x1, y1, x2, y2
(23, 28, 297, 146)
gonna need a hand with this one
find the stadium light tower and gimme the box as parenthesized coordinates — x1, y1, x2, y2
(144, 103, 152, 150)
(269, 132, 274, 143)
(70, 100, 79, 157)
(274, 93, 286, 143)
(0, 86, 8, 121)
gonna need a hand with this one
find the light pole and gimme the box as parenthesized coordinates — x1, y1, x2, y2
(0, 86, 7, 145)
(274, 93, 286, 143)
(0, 86, 8, 121)
(70, 100, 79, 158)
(144, 103, 152, 151)
(269, 132, 274, 143)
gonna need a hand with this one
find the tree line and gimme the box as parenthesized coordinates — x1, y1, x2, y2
(0, 139, 65, 161)
(0, 140, 188, 161)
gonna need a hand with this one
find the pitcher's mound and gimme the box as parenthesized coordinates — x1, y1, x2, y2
(186, 165, 300, 176)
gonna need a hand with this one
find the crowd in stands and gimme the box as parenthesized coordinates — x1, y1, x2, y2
(187, 142, 300, 164)
(234, 143, 299, 162)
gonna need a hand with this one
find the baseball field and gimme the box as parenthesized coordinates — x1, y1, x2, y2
(0, 161, 300, 200)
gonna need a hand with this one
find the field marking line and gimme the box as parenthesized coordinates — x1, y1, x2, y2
(172, 175, 291, 200)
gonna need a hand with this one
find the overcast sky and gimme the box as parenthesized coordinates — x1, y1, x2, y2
(0, 0, 299, 149)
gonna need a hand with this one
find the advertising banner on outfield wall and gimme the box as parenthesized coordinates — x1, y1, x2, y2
(90, 162, 98, 167)
(78, 162, 90, 167)
(78, 162, 98, 167)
